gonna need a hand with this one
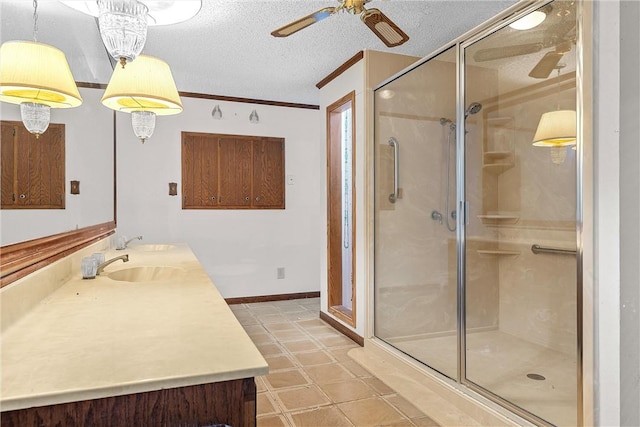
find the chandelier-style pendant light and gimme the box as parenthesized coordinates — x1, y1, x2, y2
(101, 54, 182, 143)
(60, 1, 202, 68)
(0, 1, 82, 137)
(98, 0, 149, 68)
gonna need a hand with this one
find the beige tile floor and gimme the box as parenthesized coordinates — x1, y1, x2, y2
(229, 298, 440, 427)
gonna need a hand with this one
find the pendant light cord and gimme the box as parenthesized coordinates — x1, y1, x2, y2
(32, 0, 38, 42)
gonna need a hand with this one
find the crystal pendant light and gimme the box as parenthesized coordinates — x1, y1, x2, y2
(0, 2, 82, 138)
(98, 0, 149, 68)
(550, 145, 568, 165)
(532, 66, 576, 164)
(131, 110, 155, 143)
(20, 102, 50, 136)
(102, 54, 182, 143)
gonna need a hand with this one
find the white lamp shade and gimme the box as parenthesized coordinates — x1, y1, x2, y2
(101, 54, 183, 115)
(0, 41, 82, 108)
(532, 110, 576, 147)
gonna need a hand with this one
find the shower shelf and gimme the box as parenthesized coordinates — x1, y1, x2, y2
(477, 214, 520, 225)
(484, 151, 512, 160)
(483, 151, 514, 174)
(476, 249, 520, 256)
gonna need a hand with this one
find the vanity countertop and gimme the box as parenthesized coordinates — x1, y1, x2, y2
(0, 244, 268, 411)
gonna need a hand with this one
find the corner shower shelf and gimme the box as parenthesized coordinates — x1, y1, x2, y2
(483, 151, 514, 174)
(476, 249, 521, 256)
(477, 214, 520, 225)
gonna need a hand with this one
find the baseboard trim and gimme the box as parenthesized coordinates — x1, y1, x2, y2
(225, 291, 320, 305)
(320, 311, 364, 347)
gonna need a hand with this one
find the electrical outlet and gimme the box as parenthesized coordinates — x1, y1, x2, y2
(277, 267, 285, 279)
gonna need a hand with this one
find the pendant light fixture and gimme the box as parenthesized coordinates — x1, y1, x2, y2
(60, 1, 202, 68)
(101, 54, 182, 143)
(0, 1, 82, 138)
(532, 66, 576, 164)
(97, 0, 149, 69)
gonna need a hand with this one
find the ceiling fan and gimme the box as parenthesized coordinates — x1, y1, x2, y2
(472, 4, 576, 79)
(270, 0, 409, 48)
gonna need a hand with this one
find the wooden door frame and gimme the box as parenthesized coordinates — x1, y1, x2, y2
(326, 91, 356, 327)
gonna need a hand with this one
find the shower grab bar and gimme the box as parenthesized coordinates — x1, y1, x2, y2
(388, 137, 399, 203)
(531, 244, 576, 256)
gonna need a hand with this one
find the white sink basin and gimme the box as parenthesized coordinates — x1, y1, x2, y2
(131, 244, 176, 252)
(108, 266, 184, 282)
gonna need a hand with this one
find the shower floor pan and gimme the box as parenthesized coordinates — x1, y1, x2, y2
(388, 329, 577, 426)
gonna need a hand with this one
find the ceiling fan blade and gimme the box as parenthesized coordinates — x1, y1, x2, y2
(528, 42, 572, 79)
(473, 43, 543, 62)
(271, 7, 336, 37)
(361, 8, 409, 48)
(528, 51, 565, 78)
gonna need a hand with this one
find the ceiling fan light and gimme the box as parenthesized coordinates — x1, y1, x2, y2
(509, 10, 546, 31)
(20, 102, 50, 137)
(98, 0, 149, 67)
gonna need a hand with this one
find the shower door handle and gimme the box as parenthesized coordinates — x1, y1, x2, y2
(388, 137, 399, 203)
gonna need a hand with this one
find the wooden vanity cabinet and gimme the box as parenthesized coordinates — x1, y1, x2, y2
(1, 377, 257, 427)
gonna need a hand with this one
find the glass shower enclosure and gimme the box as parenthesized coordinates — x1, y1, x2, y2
(373, 1, 580, 425)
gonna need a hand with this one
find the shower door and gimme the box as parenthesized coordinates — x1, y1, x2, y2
(462, 1, 578, 425)
(373, 47, 458, 379)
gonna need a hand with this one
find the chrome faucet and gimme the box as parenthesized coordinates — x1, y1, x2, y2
(96, 254, 129, 275)
(117, 235, 142, 250)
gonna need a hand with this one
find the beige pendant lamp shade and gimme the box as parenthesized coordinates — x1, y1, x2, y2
(532, 110, 576, 147)
(0, 41, 82, 108)
(101, 54, 182, 115)
(102, 54, 182, 143)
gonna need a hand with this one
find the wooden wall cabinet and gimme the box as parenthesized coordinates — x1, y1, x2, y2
(182, 132, 285, 209)
(1, 121, 65, 209)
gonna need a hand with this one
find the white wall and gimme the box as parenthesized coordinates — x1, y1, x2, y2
(593, 0, 621, 425)
(0, 87, 114, 245)
(619, 1, 640, 425)
(115, 97, 322, 298)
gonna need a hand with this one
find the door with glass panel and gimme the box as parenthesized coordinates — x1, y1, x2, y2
(374, 46, 458, 379)
(462, 1, 578, 425)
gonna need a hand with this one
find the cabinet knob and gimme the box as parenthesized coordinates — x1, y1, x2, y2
(255, 196, 261, 202)
(19, 194, 26, 199)
(211, 196, 216, 200)
(245, 196, 250, 201)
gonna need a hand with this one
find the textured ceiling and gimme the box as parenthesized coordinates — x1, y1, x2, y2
(0, 0, 519, 106)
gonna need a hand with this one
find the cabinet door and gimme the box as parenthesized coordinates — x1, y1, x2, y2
(1, 121, 64, 209)
(252, 138, 285, 208)
(20, 124, 65, 208)
(182, 132, 218, 208)
(218, 136, 252, 208)
(1, 122, 16, 207)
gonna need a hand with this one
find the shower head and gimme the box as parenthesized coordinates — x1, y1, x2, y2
(464, 102, 482, 118)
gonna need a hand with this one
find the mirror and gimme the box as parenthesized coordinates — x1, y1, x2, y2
(0, 2, 116, 285)
(0, 87, 114, 246)
(0, 87, 115, 246)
